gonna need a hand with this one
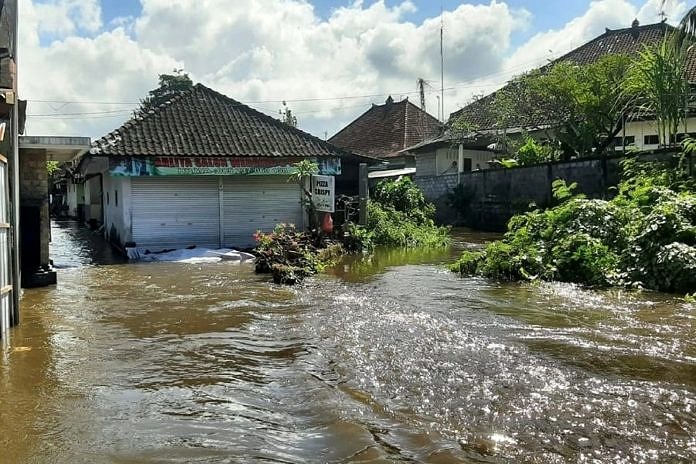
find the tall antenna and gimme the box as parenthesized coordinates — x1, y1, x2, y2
(417, 78, 426, 111)
(417, 78, 427, 139)
(440, 2, 445, 122)
(659, 0, 667, 22)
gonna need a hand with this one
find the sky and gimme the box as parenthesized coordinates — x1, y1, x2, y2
(19, 0, 689, 140)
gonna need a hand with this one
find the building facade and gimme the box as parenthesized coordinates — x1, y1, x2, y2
(81, 84, 361, 253)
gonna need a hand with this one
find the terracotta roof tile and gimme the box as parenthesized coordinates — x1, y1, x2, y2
(329, 97, 443, 158)
(91, 84, 345, 158)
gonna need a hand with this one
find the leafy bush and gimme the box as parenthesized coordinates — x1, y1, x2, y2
(367, 202, 450, 248)
(450, 158, 696, 294)
(449, 250, 484, 275)
(517, 136, 555, 165)
(342, 223, 374, 252)
(373, 177, 435, 224)
(360, 178, 451, 249)
(254, 224, 340, 285)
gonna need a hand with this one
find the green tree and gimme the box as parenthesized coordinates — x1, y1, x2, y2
(140, 69, 194, 113)
(491, 54, 632, 159)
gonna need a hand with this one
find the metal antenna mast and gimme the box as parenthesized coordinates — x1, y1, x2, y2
(417, 78, 426, 111)
(440, 2, 445, 122)
(417, 78, 427, 139)
(659, 0, 667, 22)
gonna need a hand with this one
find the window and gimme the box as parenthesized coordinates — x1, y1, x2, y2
(644, 134, 659, 145)
(462, 158, 472, 172)
(115, 190, 118, 207)
(614, 136, 635, 147)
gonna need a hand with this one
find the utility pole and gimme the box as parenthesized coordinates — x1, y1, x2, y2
(440, 2, 445, 122)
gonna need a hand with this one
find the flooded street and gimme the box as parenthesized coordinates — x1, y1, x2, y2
(1, 221, 694, 463)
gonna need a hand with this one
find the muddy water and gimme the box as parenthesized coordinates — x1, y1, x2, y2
(0, 221, 694, 463)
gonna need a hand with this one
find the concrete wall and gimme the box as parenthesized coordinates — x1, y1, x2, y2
(83, 175, 103, 226)
(102, 175, 132, 248)
(417, 151, 687, 231)
(19, 149, 50, 267)
(416, 148, 496, 177)
(65, 180, 81, 217)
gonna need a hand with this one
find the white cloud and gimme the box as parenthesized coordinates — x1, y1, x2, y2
(446, 0, 688, 114)
(17, 0, 687, 140)
(19, 0, 181, 137)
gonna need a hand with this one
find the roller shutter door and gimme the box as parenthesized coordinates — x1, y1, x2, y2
(223, 176, 303, 248)
(132, 177, 220, 250)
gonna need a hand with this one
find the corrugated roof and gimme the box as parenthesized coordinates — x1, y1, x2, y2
(329, 97, 443, 158)
(91, 84, 346, 158)
(450, 21, 684, 131)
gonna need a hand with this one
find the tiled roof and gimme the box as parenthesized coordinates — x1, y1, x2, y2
(91, 84, 346, 158)
(329, 97, 443, 158)
(450, 21, 680, 131)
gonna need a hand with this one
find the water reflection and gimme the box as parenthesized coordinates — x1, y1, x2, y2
(0, 222, 693, 463)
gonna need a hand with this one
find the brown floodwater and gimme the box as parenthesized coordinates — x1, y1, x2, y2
(0, 221, 694, 463)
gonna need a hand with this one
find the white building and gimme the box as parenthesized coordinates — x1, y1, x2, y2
(78, 84, 360, 253)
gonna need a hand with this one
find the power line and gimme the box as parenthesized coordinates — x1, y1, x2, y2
(24, 41, 582, 120)
(27, 109, 135, 117)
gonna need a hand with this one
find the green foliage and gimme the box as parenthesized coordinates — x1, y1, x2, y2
(451, 157, 696, 293)
(290, 160, 319, 227)
(342, 223, 374, 252)
(254, 223, 338, 285)
(492, 54, 632, 158)
(364, 178, 451, 248)
(290, 159, 319, 183)
(373, 177, 435, 224)
(46, 160, 60, 175)
(367, 202, 450, 248)
(551, 179, 585, 204)
(624, 38, 689, 147)
(449, 250, 484, 275)
(497, 158, 519, 169)
(516, 136, 555, 165)
(140, 70, 194, 113)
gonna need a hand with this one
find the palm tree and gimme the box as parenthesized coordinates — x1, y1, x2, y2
(678, 4, 696, 38)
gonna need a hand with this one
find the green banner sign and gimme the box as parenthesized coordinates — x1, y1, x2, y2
(109, 156, 341, 177)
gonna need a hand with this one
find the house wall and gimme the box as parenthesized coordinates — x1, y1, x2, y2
(617, 117, 696, 151)
(81, 157, 108, 226)
(102, 175, 132, 248)
(19, 149, 50, 268)
(66, 180, 76, 217)
(416, 147, 496, 177)
(65, 180, 84, 218)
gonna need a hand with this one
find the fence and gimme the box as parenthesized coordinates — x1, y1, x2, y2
(416, 150, 689, 231)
